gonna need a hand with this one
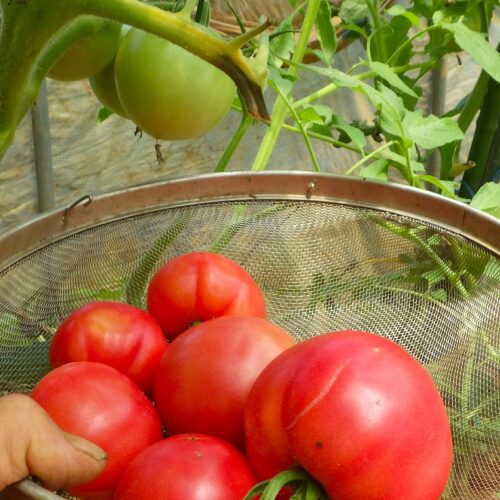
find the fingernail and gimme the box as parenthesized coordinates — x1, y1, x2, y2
(64, 432, 108, 462)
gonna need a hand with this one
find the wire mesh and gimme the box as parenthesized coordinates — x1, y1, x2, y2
(0, 198, 498, 499)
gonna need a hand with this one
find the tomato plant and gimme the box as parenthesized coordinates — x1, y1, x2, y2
(147, 251, 267, 340)
(48, 20, 122, 82)
(49, 301, 167, 393)
(245, 330, 453, 500)
(114, 27, 237, 140)
(31, 362, 164, 499)
(115, 433, 258, 500)
(153, 315, 295, 448)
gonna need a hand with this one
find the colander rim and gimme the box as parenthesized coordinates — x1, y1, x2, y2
(0, 171, 498, 271)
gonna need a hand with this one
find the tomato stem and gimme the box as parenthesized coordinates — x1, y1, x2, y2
(214, 97, 254, 173)
(250, 0, 323, 171)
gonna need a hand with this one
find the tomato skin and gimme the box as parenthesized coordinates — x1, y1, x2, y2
(153, 316, 295, 448)
(31, 362, 164, 499)
(89, 56, 128, 118)
(114, 28, 237, 140)
(115, 434, 258, 500)
(283, 331, 453, 500)
(244, 334, 331, 479)
(49, 301, 167, 393)
(48, 21, 122, 81)
(147, 252, 267, 340)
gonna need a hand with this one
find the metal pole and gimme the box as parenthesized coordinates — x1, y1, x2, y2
(427, 57, 448, 180)
(31, 79, 55, 212)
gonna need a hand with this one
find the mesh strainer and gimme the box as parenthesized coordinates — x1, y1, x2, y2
(0, 172, 499, 500)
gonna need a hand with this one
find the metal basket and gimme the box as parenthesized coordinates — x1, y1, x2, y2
(0, 172, 499, 500)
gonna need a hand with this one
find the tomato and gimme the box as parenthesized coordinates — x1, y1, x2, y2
(48, 301, 167, 393)
(114, 28, 237, 140)
(153, 316, 295, 448)
(147, 252, 267, 340)
(244, 335, 328, 479)
(48, 21, 122, 81)
(31, 362, 164, 499)
(89, 56, 128, 117)
(89, 26, 129, 118)
(245, 331, 453, 499)
(115, 433, 258, 500)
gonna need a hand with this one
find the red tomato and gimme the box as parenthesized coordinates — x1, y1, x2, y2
(153, 316, 295, 448)
(245, 331, 453, 500)
(115, 434, 258, 500)
(31, 362, 164, 499)
(244, 335, 329, 479)
(146, 252, 267, 340)
(49, 301, 167, 392)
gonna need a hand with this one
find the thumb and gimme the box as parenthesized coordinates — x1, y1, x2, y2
(0, 394, 107, 492)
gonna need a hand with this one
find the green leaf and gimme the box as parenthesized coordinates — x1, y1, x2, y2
(315, 0, 337, 62)
(364, 83, 406, 138)
(402, 110, 464, 149)
(97, 106, 113, 122)
(331, 115, 366, 150)
(359, 159, 389, 181)
(386, 5, 421, 26)
(269, 65, 295, 96)
(442, 22, 500, 82)
(469, 182, 500, 218)
(369, 61, 418, 98)
(269, 14, 296, 68)
(382, 150, 425, 173)
(338, 0, 370, 24)
(416, 174, 468, 200)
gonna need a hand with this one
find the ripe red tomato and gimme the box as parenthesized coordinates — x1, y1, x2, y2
(115, 434, 258, 500)
(49, 301, 167, 393)
(147, 252, 267, 340)
(31, 362, 164, 499)
(153, 316, 295, 448)
(244, 335, 328, 479)
(245, 331, 453, 499)
(48, 21, 122, 81)
(114, 28, 237, 140)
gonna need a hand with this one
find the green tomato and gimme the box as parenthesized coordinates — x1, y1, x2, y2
(89, 53, 128, 118)
(48, 21, 122, 81)
(114, 28, 237, 141)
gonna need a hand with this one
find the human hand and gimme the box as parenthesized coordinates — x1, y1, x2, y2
(0, 393, 106, 497)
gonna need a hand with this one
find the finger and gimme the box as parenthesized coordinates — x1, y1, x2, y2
(0, 394, 107, 492)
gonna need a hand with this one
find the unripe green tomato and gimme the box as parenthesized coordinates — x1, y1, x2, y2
(89, 53, 128, 118)
(48, 20, 122, 81)
(114, 28, 237, 140)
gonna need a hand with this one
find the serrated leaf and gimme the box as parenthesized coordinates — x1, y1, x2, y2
(469, 182, 500, 219)
(369, 61, 418, 97)
(402, 110, 464, 149)
(386, 5, 421, 26)
(331, 115, 366, 149)
(359, 159, 389, 181)
(315, 0, 337, 62)
(364, 83, 406, 138)
(442, 22, 500, 82)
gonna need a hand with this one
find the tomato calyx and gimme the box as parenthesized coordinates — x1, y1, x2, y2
(243, 467, 327, 500)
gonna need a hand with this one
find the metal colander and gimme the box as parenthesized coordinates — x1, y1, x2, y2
(0, 172, 499, 500)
